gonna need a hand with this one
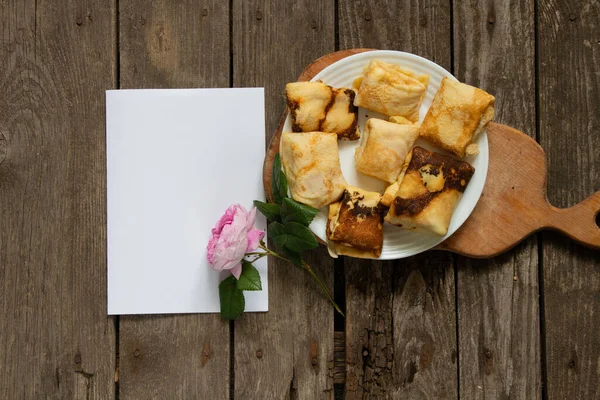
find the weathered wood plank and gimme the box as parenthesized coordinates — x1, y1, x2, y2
(538, 0, 600, 397)
(232, 1, 336, 398)
(0, 1, 116, 398)
(117, 2, 230, 399)
(392, 255, 459, 398)
(344, 260, 394, 398)
(453, 1, 541, 398)
(338, 1, 458, 398)
(338, 0, 452, 64)
(344, 255, 458, 399)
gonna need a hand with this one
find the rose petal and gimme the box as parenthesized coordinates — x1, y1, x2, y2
(211, 219, 248, 271)
(227, 205, 247, 233)
(245, 207, 257, 231)
(230, 262, 243, 279)
(246, 228, 265, 252)
(206, 235, 218, 264)
(211, 204, 237, 235)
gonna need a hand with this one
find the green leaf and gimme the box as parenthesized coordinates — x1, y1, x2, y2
(282, 248, 303, 268)
(281, 198, 319, 226)
(236, 262, 262, 291)
(282, 221, 319, 252)
(218, 276, 245, 320)
(267, 221, 288, 249)
(253, 200, 281, 222)
(268, 221, 318, 253)
(272, 153, 288, 204)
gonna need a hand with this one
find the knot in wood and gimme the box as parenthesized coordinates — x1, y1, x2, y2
(133, 349, 141, 358)
(256, 349, 263, 359)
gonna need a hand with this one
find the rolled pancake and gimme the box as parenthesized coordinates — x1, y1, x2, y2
(419, 77, 495, 157)
(327, 187, 384, 259)
(280, 131, 347, 208)
(354, 60, 429, 122)
(355, 118, 419, 184)
(385, 146, 475, 236)
(286, 81, 359, 140)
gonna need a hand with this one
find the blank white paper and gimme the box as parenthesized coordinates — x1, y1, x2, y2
(106, 88, 267, 315)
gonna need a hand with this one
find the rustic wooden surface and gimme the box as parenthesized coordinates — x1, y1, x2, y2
(1, 1, 599, 399)
(117, 1, 231, 399)
(439, 125, 600, 256)
(232, 1, 336, 399)
(453, 3, 542, 398)
(339, 2, 459, 398)
(0, 1, 117, 399)
(538, 0, 600, 398)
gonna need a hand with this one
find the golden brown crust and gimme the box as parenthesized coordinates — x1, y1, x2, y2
(419, 77, 495, 157)
(286, 82, 359, 140)
(354, 118, 419, 183)
(388, 115, 414, 125)
(327, 187, 384, 258)
(404, 146, 475, 194)
(385, 147, 475, 236)
(354, 60, 429, 121)
(280, 131, 347, 208)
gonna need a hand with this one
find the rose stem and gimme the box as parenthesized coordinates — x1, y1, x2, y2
(257, 244, 344, 316)
(302, 260, 345, 317)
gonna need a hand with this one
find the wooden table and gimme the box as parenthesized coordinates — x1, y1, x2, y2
(1, 1, 598, 399)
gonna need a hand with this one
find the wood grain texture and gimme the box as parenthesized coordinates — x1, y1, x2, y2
(232, 1, 336, 398)
(117, 2, 231, 399)
(344, 260, 394, 398)
(344, 256, 458, 399)
(454, 1, 541, 398)
(392, 254, 459, 398)
(437, 124, 600, 256)
(538, 0, 600, 398)
(338, 1, 457, 398)
(338, 0, 451, 66)
(0, 0, 116, 398)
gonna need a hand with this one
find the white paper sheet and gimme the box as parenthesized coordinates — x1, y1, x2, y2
(106, 88, 267, 315)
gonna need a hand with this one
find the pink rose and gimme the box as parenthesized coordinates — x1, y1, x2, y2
(207, 204, 265, 279)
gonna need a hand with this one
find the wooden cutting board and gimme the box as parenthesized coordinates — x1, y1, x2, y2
(263, 49, 600, 258)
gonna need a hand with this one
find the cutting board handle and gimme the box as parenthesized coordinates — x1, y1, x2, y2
(544, 191, 600, 248)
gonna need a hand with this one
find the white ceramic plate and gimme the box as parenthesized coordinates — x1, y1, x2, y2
(281, 50, 488, 259)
